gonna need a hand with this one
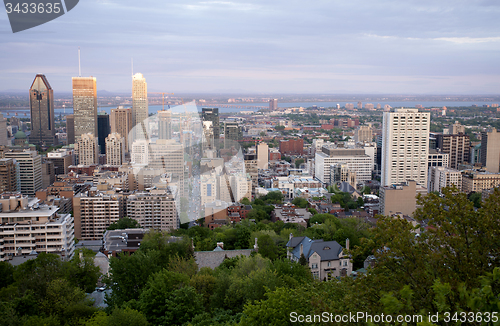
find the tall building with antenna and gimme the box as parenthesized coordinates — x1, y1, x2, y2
(29, 74, 57, 146)
(132, 73, 148, 138)
(72, 77, 97, 140)
(72, 48, 97, 141)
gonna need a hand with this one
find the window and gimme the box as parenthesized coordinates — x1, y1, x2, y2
(311, 263, 318, 269)
(327, 262, 331, 267)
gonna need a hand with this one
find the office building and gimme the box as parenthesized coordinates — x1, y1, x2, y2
(428, 150, 449, 168)
(29, 74, 57, 146)
(76, 133, 98, 165)
(73, 189, 120, 240)
(127, 190, 179, 231)
(41, 158, 55, 189)
(4, 150, 42, 196)
(0, 158, 20, 194)
(269, 99, 278, 111)
(315, 147, 373, 183)
(0, 114, 7, 146)
(105, 133, 125, 166)
(47, 148, 74, 175)
(381, 108, 430, 187)
(436, 133, 470, 169)
(379, 180, 427, 217)
(357, 101, 362, 109)
(279, 139, 304, 156)
(480, 128, 500, 173)
(97, 112, 110, 155)
(354, 126, 373, 143)
(428, 166, 462, 193)
(224, 121, 242, 147)
(66, 114, 75, 145)
(0, 195, 74, 261)
(202, 108, 220, 144)
(132, 73, 148, 137)
(330, 163, 356, 188)
(72, 77, 97, 140)
(462, 170, 500, 193)
(110, 107, 133, 152)
(256, 142, 269, 170)
(158, 110, 172, 140)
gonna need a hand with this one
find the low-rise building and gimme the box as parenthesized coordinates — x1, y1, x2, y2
(379, 180, 427, 217)
(461, 170, 500, 193)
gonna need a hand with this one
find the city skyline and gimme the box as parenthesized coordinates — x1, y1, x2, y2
(1, 1, 500, 94)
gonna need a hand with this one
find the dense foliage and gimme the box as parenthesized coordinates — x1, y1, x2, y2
(1, 187, 499, 325)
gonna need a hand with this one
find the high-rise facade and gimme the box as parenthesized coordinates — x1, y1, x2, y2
(132, 73, 148, 137)
(73, 190, 120, 240)
(97, 112, 110, 155)
(72, 77, 97, 140)
(76, 133, 98, 166)
(110, 107, 133, 152)
(29, 74, 57, 146)
(224, 121, 242, 147)
(4, 150, 42, 196)
(0, 158, 20, 194)
(0, 114, 7, 146)
(158, 110, 172, 140)
(354, 126, 373, 143)
(381, 108, 430, 187)
(256, 142, 269, 170)
(480, 128, 500, 173)
(436, 133, 470, 170)
(269, 99, 278, 111)
(66, 114, 75, 145)
(106, 133, 125, 166)
(202, 108, 220, 144)
(127, 191, 179, 231)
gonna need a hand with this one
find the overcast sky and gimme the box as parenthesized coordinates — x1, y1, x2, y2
(1, 0, 500, 94)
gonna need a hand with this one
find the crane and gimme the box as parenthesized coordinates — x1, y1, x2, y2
(148, 92, 174, 111)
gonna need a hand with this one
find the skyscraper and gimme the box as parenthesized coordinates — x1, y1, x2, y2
(66, 114, 75, 145)
(224, 121, 242, 147)
(381, 108, 430, 187)
(132, 73, 148, 137)
(97, 112, 110, 155)
(106, 133, 125, 166)
(269, 99, 278, 110)
(202, 108, 219, 144)
(158, 110, 172, 140)
(29, 74, 57, 146)
(72, 77, 97, 140)
(110, 107, 133, 152)
(4, 149, 42, 196)
(76, 133, 98, 165)
(480, 128, 500, 173)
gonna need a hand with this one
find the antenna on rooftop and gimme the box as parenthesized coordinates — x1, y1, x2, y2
(78, 47, 81, 77)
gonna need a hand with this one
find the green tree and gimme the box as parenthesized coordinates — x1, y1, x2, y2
(291, 197, 308, 208)
(468, 191, 482, 208)
(107, 217, 140, 230)
(294, 158, 304, 168)
(298, 253, 307, 266)
(65, 249, 101, 293)
(139, 270, 202, 326)
(257, 234, 278, 260)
